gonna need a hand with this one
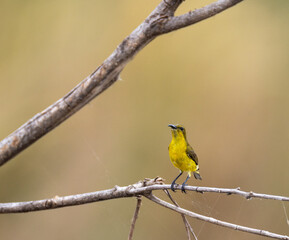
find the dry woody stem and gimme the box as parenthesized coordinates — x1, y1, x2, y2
(0, 0, 244, 165)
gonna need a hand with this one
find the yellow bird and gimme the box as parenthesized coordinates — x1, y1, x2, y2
(168, 124, 202, 193)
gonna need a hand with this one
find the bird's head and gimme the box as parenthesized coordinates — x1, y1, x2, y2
(168, 124, 187, 139)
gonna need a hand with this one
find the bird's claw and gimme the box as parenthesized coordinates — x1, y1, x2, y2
(181, 184, 187, 193)
(171, 183, 176, 192)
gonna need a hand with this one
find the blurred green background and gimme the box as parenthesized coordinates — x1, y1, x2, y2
(0, 0, 289, 239)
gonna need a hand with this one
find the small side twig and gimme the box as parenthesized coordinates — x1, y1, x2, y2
(164, 189, 198, 240)
(128, 196, 142, 240)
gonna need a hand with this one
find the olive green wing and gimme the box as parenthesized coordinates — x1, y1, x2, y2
(186, 145, 202, 180)
(186, 144, 198, 165)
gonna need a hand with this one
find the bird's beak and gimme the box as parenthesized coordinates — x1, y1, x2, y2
(168, 124, 177, 129)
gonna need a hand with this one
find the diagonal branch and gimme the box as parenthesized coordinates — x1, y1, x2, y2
(0, 0, 244, 166)
(146, 193, 289, 240)
(164, 189, 198, 240)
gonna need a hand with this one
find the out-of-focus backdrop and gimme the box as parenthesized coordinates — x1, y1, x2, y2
(1, 0, 289, 239)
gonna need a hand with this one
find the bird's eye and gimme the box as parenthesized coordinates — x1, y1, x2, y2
(179, 127, 184, 131)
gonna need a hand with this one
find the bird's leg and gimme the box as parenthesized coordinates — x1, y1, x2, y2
(171, 171, 183, 192)
(181, 174, 191, 193)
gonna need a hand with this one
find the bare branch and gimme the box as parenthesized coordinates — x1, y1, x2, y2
(0, 178, 163, 213)
(146, 193, 289, 240)
(180, 185, 289, 201)
(1, 178, 289, 214)
(0, 0, 244, 166)
(140, 184, 289, 202)
(128, 196, 142, 240)
(0, 177, 288, 239)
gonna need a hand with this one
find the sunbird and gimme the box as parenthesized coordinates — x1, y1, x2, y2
(168, 124, 202, 193)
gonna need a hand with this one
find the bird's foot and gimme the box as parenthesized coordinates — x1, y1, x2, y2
(181, 183, 187, 193)
(171, 183, 176, 192)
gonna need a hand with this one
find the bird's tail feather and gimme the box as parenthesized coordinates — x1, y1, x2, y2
(193, 171, 202, 180)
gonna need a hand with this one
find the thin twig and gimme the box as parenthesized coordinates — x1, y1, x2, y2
(164, 189, 197, 240)
(128, 196, 142, 240)
(282, 202, 289, 227)
(137, 184, 289, 202)
(0, 0, 244, 165)
(146, 193, 289, 240)
(169, 185, 289, 201)
(165, 189, 192, 240)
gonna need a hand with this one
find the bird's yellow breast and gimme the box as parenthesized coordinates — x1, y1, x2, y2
(169, 136, 197, 173)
